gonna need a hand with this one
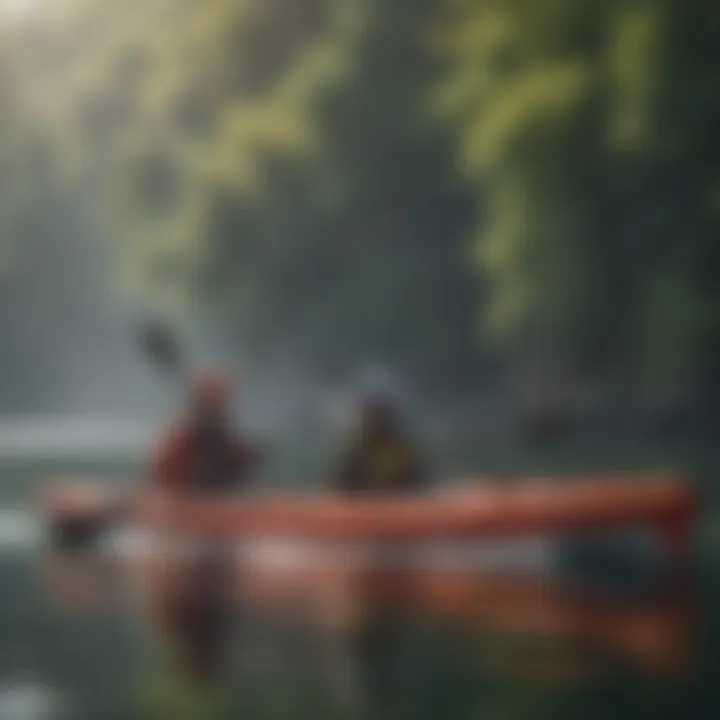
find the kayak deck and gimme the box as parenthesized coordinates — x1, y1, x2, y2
(40, 474, 696, 554)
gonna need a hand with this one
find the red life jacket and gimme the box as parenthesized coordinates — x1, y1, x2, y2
(151, 421, 260, 495)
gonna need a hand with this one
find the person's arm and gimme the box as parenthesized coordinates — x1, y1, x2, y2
(400, 440, 431, 493)
(150, 427, 189, 495)
(333, 447, 364, 494)
(233, 438, 267, 490)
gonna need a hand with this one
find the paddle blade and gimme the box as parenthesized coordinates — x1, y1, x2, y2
(138, 317, 185, 376)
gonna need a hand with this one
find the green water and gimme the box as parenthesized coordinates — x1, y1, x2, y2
(1, 446, 719, 720)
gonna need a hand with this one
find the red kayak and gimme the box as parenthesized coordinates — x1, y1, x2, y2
(39, 473, 696, 551)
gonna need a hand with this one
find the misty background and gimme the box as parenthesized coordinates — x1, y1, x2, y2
(0, 3, 716, 718)
(0, 0, 716, 477)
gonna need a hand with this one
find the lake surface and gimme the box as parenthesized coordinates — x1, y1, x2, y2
(0, 433, 719, 720)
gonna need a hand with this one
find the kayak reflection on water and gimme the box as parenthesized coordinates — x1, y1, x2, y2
(39, 540, 694, 718)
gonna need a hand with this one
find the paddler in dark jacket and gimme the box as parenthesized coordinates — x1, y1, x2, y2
(333, 383, 428, 496)
(331, 376, 428, 712)
(151, 368, 263, 496)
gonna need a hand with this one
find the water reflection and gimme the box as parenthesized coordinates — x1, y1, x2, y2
(38, 532, 695, 719)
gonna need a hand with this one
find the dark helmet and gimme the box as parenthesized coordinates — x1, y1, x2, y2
(356, 364, 404, 436)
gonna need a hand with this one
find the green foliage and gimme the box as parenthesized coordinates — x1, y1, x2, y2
(4, 0, 479, 386)
(0, 0, 718, 404)
(439, 0, 720, 392)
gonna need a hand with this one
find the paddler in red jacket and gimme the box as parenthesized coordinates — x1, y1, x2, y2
(147, 368, 263, 680)
(151, 368, 263, 496)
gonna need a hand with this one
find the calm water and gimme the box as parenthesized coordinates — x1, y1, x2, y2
(0, 441, 719, 720)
